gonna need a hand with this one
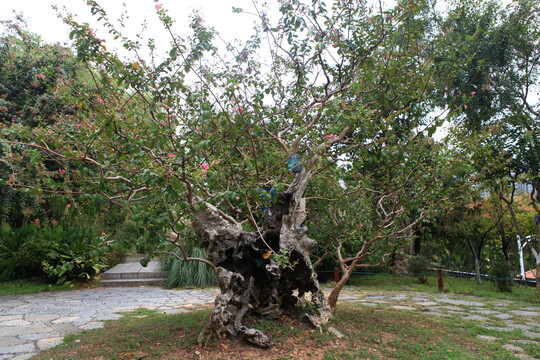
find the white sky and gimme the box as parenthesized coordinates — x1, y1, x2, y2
(0, 0, 267, 54)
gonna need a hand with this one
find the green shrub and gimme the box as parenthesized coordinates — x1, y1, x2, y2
(165, 247, 216, 288)
(0, 222, 117, 283)
(408, 255, 431, 284)
(41, 224, 113, 284)
(0, 223, 51, 280)
(489, 261, 513, 293)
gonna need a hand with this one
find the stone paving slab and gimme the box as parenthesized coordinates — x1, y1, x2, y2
(522, 331, 540, 339)
(494, 313, 514, 320)
(434, 298, 486, 307)
(462, 314, 488, 321)
(510, 310, 539, 317)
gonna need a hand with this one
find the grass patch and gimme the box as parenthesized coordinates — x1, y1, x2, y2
(32, 303, 523, 360)
(0, 278, 76, 296)
(345, 274, 539, 304)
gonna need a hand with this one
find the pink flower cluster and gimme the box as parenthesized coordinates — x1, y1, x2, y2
(200, 163, 209, 173)
(58, 169, 66, 174)
(37, 74, 46, 79)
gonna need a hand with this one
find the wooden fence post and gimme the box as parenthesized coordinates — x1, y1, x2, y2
(437, 269, 444, 291)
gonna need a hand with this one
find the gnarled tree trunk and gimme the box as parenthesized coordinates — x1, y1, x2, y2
(193, 164, 331, 347)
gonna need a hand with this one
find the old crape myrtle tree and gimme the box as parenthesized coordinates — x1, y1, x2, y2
(2, 0, 467, 347)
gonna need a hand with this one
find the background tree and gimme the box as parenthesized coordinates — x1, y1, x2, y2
(434, 0, 540, 292)
(0, 20, 139, 284)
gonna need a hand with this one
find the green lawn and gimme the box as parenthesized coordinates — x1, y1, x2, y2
(0, 279, 76, 296)
(33, 303, 524, 360)
(344, 273, 539, 304)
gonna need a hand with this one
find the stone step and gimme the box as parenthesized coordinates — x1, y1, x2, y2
(102, 270, 170, 280)
(100, 278, 169, 287)
(100, 261, 169, 287)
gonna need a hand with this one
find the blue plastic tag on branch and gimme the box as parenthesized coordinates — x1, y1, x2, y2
(261, 187, 277, 211)
(287, 154, 302, 173)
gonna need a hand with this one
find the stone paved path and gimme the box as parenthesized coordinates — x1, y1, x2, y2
(335, 288, 540, 360)
(1, 286, 539, 359)
(0, 287, 218, 360)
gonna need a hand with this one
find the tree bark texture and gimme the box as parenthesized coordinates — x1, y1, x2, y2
(193, 166, 331, 347)
(474, 258, 482, 286)
(327, 260, 358, 311)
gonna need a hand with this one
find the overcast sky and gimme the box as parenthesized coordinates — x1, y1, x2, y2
(0, 0, 268, 53)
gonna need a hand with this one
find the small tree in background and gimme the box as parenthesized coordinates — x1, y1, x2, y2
(490, 260, 513, 292)
(408, 255, 431, 284)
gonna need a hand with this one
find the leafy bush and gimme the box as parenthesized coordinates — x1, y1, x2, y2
(41, 224, 114, 284)
(0, 222, 116, 283)
(0, 20, 82, 127)
(408, 255, 431, 284)
(0, 223, 51, 280)
(165, 247, 216, 288)
(489, 261, 513, 293)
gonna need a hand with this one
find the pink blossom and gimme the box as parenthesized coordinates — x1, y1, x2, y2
(58, 169, 66, 174)
(200, 163, 209, 173)
(471, 91, 476, 95)
(67, 204, 71, 208)
(37, 74, 46, 79)
(167, 153, 176, 158)
(324, 134, 336, 140)
(156, 3, 163, 10)
(233, 106, 244, 113)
